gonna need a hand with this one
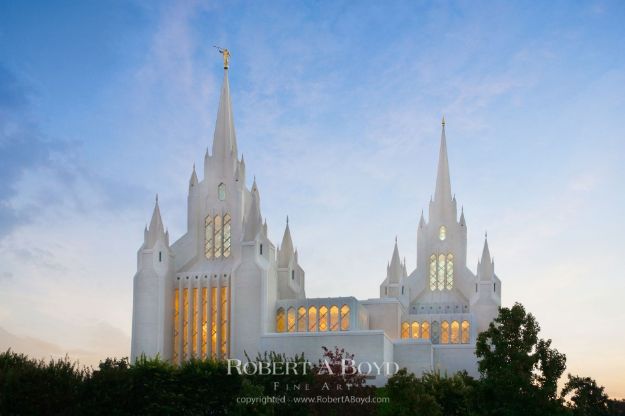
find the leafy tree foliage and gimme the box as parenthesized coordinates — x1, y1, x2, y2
(562, 374, 611, 416)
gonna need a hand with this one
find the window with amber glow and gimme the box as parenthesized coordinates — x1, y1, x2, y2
(220, 286, 228, 357)
(223, 214, 231, 258)
(308, 306, 317, 332)
(401, 322, 410, 339)
(182, 288, 189, 359)
(319, 306, 328, 331)
(287, 307, 296, 332)
(340, 305, 350, 331)
(441, 321, 450, 344)
(446, 254, 454, 290)
(330, 306, 339, 331)
(451, 320, 460, 344)
(461, 320, 470, 344)
(276, 308, 285, 333)
(214, 215, 223, 258)
(210, 287, 217, 358)
(411, 322, 420, 339)
(173, 288, 179, 362)
(297, 307, 306, 332)
(429, 255, 437, 290)
(205, 216, 213, 259)
(192, 288, 198, 356)
(421, 321, 430, 339)
(201, 288, 208, 358)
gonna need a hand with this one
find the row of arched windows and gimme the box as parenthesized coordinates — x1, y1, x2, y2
(276, 305, 350, 333)
(205, 214, 232, 259)
(429, 253, 454, 291)
(401, 320, 470, 344)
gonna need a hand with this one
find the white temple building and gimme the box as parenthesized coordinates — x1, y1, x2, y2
(131, 56, 501, 383)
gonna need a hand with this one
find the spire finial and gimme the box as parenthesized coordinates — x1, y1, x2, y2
(442, 115, 446, 126)
(286, 215, 289, 225)
(155, 193, 159, 203)
(485, 230, 488, 239)
(214, 46, 230, 69)
(395, 235, 398, 244)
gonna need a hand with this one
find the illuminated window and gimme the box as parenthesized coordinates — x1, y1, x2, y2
(461, 320, 470, 344)
(411, 322, 420, 339)
(276, 308, 285, 333)
(223, 214, 231, 258)
(201, 288, 208, 359)
(340, 305, 350, 331)
(437, 254, 446, 290)
(308, 306, 318, 332)
(401, 322, 410, 339)
(431, 321, 440, 344)
(441, 321, 450, 344)
(287, 307, 296, 332)
(214, 215, 223, 258)
(451, 321, 460, 344)
(330, 306, 339, 331)
(192, 288, 198, 356)
(319, 306, 328, 331)
(421, 321, 430, 339)
(173, 288, 179, 362)
(446, 254, 454, 290)
(182, 288, 189, 359)
(297, 307, 306, 332)
(439, 225, 446, 240)
(429, 255, 437, 290)
(204, 216, 213, 259)
(210, 287, 217, 358)
(218, 183, 226, 201)
(220, 286, 228, 357)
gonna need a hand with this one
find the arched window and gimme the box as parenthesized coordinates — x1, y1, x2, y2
(287, 307, 296, 332)
(192, 288, 198, 356)
(201, 288, 208, 359)
(411, 322, 420, 339)
(319, 306, 328, 332)
(431, 321, 440, 344)
(182, 288, 189, 359)
(437, 254, 446, 290)
(308, 306, 318, 332)
(340, 305, 350, 331)
(330, 306, 339, 331)
(421, 321, 430, 339)
(439, 225, 446, 240)
(276, 308, 285, 333)
(220, 286, 229, 357)
(297, 307, 306, 332)
(401, 322, 410, 339)
(210, 287, 217, 358)
(223, 213, 231, 258)
(441, 321, 450, 344)
(461, 320, 470, 344)
(204, 216, 213, 259)
(429, 255, 437, 290)
(214, 215, 223, 258)
(451, 320, 460, 344)
(218, 183, 226, 201)
(173, 288, 179, 362)
(446, 254, 454, 290)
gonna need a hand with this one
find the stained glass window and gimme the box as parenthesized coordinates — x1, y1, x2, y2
(431, 321, 439, 344)
(192, 288, 198, 356)
(429, 255, 437, 290)
(319, 306, 328, 331)
(210, 287, 217, 358)
(441, 321, 450, 344)
(438, 254, 446, 290)
(287, 307, 296, 332)
(461, 320, 470, 344)
(182, 288, 189, 359)
(297, 307, 306, 332)
(330, 306, 339, 331)
(214, 215, 223, 258)
(340, 305, 350, 331)
(439, 225, 446, 240)
(218, 183, 226, 201)
(446, 254, 454, 290)
(401, 322, 410, 339)
(421, 321, 430, 339)
(220, 286, 228, 357)
(201, 288, 207, 358)
(205, 216, 213, 259)
(223, 214, 231, 258)
(308, 306, 317, 332)
(173, 288, 179, 362)
(411, 322, 420, 339)
(276, 308, 285, 333)
(451, 320, 460, 344)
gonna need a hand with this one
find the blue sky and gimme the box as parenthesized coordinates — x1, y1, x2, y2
(1, 0, 624, 397)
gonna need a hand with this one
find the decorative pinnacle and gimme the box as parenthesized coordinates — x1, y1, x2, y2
(485, 231, 488, 239)
(155, 193, 159, 203)
(286, 215, 289, 225)
(442, 115, 446, 126)
(214, 46, 230, 69)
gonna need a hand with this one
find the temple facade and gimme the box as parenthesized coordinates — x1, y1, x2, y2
(130, 59, 501, 384)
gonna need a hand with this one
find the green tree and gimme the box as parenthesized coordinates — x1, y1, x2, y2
(475, 303, 567, 415)
(562, 374, 610, 416)
(379, 368, 442, 416)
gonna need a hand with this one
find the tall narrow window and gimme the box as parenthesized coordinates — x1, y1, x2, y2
(446, 254, 454, 290)
(276, 308, 285, 333)
(201, 288, 208, 359)
(451, 321, 460, 344)
(411, 322, 420, 339)
(340, 305, 350, 331)
(330, 306, 339, 331)
(421, 321, 430, 339)
(287, 307, 296, 332)
(401, 322, 410, 339)
(192, 287, 198, 356)
(431, 321, 440, 344)
(223, 214, 231, 258)
(461, 321, 470, 344)
(205, 216, 213, 259)
(308, 306, 318, 332)
(220, 286, 228, 357)
(441, 321, 450, 344)
(429, 255, 437, 290)
(182, 288, 189, 359)
(214, 215, 223, 258)
(319, 306, 328, 331)
(173, 288, 179, 362)
(297, 307, 306, 332)
(437, 254, 446, 290)
(439, 225, 446, 240)
(218, 183, 226, 201)
(210, 287, 217, 358)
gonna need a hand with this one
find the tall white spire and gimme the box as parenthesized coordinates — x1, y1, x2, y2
(434, 116, 452, 204)
(211, 60, 238, 163)
(387, 239, 404, 283)
(146, 194, 166, 248)
(278, 217, 294, 267)
(477, 233, 494, 281)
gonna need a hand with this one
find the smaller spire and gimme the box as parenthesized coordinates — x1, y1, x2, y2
(419, 210, 425, 228)
(387, 240, 403, 283)
(278, 217, 294, 267)
(146, 195, 166, 248)
(459, 206, 466, 226)
(189, 164, 198, 188)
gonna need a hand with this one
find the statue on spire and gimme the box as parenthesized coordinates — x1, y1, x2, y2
(214, 46, 230, 69)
